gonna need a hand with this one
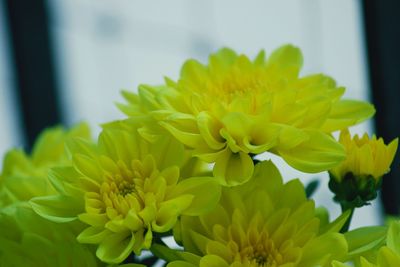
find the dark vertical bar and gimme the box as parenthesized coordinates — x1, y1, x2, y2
(4, 0, 61, 149)
(362, 0, 400, 215)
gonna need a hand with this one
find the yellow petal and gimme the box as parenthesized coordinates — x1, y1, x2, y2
(199, 255, 229, 267)
(322, 100, 375, 132)
(30, 195, 83, 223)
(169, 177, 221, 216)
(96, 231, 135, 264)
(213, 149, 254, 186)
(277, 130, 345, 173)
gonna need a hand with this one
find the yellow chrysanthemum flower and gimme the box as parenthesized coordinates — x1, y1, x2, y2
(0, 203, 104, 267)
(120, 45, 375, 186)
(0, 123, 90, 207)
(330, 129, 398, 182)
(168, 161, 348, 267)
(332, 221, 400, 267)
(102, 118, 211, 179)
(30, 127, 221, 264)
(329, 129, 398, 209)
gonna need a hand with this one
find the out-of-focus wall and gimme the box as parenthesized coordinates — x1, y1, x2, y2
(47, 0, 378, 228)
(0, 1, 23, 167)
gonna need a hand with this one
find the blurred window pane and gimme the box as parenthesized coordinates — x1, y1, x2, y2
(0, 1, 23, 166)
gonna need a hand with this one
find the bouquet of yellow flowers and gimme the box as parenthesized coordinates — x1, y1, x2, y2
(0, 45, 398, 267)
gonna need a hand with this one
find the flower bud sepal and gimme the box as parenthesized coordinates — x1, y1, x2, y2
(328, 172, 381, 210)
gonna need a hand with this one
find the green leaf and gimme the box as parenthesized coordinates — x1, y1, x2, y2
(345, 226, 387, 257)
(320, 209, 351, 234)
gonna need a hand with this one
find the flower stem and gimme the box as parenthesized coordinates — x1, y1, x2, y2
(340, 204, 355, 233)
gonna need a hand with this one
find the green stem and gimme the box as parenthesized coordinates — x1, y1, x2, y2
(340, 204, 355, 233)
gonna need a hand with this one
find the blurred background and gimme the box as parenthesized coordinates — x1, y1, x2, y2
(0, 0, 399, 230)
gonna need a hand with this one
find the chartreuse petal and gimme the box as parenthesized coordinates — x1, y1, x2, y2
(213, 149, 254, 186)
(277, 130, 345, 173)
(209, 47, 237, 72)
(332, 261, 350, 267)
(173, 160, 348, 267)
(48, 166, 84, 197)
(32, 122, 90, 164)
(277, 125, 308, 150)
(168, 262, 197, 267)
(30, 195, 83, 222)
(96, 231, 135, 264)
(266, 44, 303, 79)
(119, 45, 375, 180)
(0, 123, 91, 206)
(153, 195, 193, 232)
(180, 59, 208, 88)
(28, 125, 219, 264)
(322, 100, 375, 132)
(243, 122, 281, 154)
(169, 177, 221, 216)
(360, 257, 377, 267)
(150, 133, 186, 169)
(0, 204, 102, 267)
(378, 246, 400, 266)
(300, 233, 347, 266)
(77, 226, 110, 244)
(387, 221, 400, 254)
(159, 120, 205, 148)
(197, 112, 224, 150)
(200, 255, 229, 267)
(333, 221, 400, 266)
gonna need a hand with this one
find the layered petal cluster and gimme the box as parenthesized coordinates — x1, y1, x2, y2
(31, 127, 221, 264)
(330, 129, 398, 182)
(328, 129, 398, 209)
(120, 45, 375, 186)
(333, 221, 400, 267)
(169, 161, 348, 267)
(0, 123, 90, 207)
(0, 204, 103, 267)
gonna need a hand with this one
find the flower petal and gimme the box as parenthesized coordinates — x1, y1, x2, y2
(322, 100, 375, 132)
(77, 226, 111, 244)
(277, 130, 345, 173)
(199, 255, 229, 267)
(96, 231, 135, 264)
(169, 177, 221, 216)
(30, 195, 83, 223)
(213, 149, 254, 186)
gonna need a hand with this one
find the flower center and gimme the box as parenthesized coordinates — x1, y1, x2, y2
(94, 160, 144, 216)
(252, 254, 268, 266)
(243, 233, 283, 267)
(209, 73, 263, 103)
(117, 179, 135, 196)
(217, 211, 287, 267)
